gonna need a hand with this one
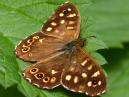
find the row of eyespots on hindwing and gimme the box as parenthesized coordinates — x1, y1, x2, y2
(27, 68, 57, 85)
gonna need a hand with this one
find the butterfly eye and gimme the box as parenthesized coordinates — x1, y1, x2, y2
(34, 73, 44, 79)
(30, 68, 38, 74)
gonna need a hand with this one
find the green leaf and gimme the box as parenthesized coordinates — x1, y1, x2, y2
(0, 0, 107, 97)
(100, 46, 129, 97)
(86, 0, 129, 48)
(0, 85, 25, 97)
(0, 33, 20, 88)
(90, 52, 107, 65)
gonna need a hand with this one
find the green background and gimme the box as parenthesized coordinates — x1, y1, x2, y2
(0, 0, 129, 97)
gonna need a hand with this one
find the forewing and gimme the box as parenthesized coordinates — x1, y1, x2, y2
(15, 32, 65, 62)
(42, 2, 80, 41)
(61, 47, 107, 96)
(15, 2, 80, 62)
(23, 52, 67, 89)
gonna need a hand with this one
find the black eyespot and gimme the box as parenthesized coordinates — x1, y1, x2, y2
(23, 47, 28, 51)
(22, 47, 30, 52)
(44, 77, 49, 81)
(44, 77, 49, 82)
(34, 73, 44, 79)
(26, 39, 33, 46)
(27, 39, 33, 43)
(37, 74, 43, 78)
(92, 80, 97, 85)
(30, 68, 38, 74)
(43, 77, 50, 83)
(63, 9, 69, 14)
(32, 68, 37, 72)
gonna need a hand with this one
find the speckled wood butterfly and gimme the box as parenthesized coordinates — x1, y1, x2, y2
(15, 1, 107, 96)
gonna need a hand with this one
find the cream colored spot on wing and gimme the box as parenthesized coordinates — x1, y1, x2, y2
(60, 20, 65, 24)
(97, 93, 101, 95)
(69, 67, 75, 71)
(26, 78, 31, 83)
(51, 70, 58, 75)
(92, 71, 100, 77)
(81, 73, 87, 78)
(88, 65, 93, 70)
(39, 38, 45, 43)
(59, 13, 64, 17)
(72, 60, 76, 64)
(73, 76, 79, 84)
(85, 92, 88, 95)
(33, 36, 39, 39)
(22, 44, 27, 47)
(55, 30, 59, 33)
(65, 75, 72, 81)
(51, 22, 57, 26)
(46, 27, 52, 31)
(50, 77, 56, 83)
(102, 90, 106, 93)
(28, 53, 32, 57)
(69, 21, 75, 25)
(98, 81, 101, 86)
(67, 13, 76, 18)
(81, 60, 88, 66)
(78, 91, 83, 93)
(67, 26, 74, 30)
(87, 81, 92, 87)
(68, 8, 72, 11)
(33, 83, 40, 87)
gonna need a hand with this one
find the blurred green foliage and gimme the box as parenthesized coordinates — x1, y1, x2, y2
(0, 0, 129, 97)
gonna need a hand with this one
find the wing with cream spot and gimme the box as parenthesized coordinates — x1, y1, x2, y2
(15, 2, 80, 62)
(61, 47, 107, 96)
(23, 52, 67, 89)
(15, 32, 65, 62)
(42, 2, 80, 42)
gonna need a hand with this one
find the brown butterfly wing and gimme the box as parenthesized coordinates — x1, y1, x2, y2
(61, 47, 107, 96)
(23, 51, 67, 89)
(42, 2, 80, 41)
(15, 32, 65, 62)
(15, 2, 80, 62)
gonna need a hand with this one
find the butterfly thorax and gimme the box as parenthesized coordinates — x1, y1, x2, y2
(65, 38, 85, 51)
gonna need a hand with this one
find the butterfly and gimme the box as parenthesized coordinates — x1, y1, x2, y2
(15, 1, 107, 96)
